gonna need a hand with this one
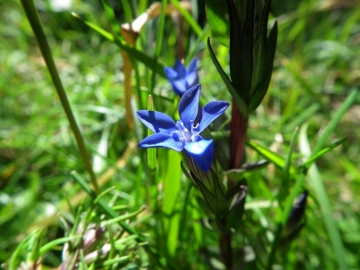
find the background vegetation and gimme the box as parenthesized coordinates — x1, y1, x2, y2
(1, 0, 360, 269)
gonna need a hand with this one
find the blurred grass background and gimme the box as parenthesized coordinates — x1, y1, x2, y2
(1, 0, 360, 269)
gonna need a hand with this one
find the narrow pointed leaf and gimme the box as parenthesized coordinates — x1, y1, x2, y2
(300, 137, 349, 169)
(147, 96, 157, 171)
(226, 0, 241, 70)
(278, 127, 300, 202)
(207, 38, 248, 115)
(251, 0, 273, 97)
(162, 151, 182, 256)
(249, 21, 278, 112)
(72, 13, 166, 78)
(236, 0, 254, 102)
(299, 125, 348, 270)
(205, 0, 230, 46)
(247, 140, 296, 174)
(39, 236, 81, 255)
(313, 87, 359, 154)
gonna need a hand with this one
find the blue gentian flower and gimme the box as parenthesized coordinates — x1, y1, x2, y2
(164, 57, 199, 97)
(137, 84, 229, 171)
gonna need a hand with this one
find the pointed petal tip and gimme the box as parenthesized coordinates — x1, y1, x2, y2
(178, 84, 201, 128)
(139, 133, 184, 152)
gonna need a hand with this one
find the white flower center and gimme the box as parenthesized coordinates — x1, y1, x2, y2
(173, 120, 199, 143)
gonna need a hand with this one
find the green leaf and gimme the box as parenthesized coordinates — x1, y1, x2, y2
(162, 151, 182, 256)
(79, 250, 89, 270)
(9, 231, 35, 270)
(96, 255, 132, 268)
(224, 160, 270, 178)
(169, 0, 203, 36)
(205, 0, 230, 46)
(207, 38, 248, 115)
(72, 13, 166, 78)
(299, 125, 348, 270)
(39, 235, 81, 255)
(227, 0, 253, 103)
(28, 228, 43, 264)
(300, 137, 349, 169)
(250, 0, 268, 98)
(102, 207, 146, 226)
(247, 140, 296, 174)
(278, 127, 300, 202)
(101, 0, 121, 35)
(313, 87, 359, 154)
(93, 127, 110, 173)
(249, 21, 278, 113)
(147, 96, 156, 171)
(70, 171, 175, 269)
(20, 0, 100, 193)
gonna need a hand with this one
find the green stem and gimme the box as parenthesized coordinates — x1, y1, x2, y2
(150, 0, 167, 95)
(19, 0, 100, 193)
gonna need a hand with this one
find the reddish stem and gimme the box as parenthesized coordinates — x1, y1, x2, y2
(219, 99, 248, 270)
(230, 99, 249, 170)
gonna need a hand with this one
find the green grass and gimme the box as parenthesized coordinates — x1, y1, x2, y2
(1, 0, 360, 269)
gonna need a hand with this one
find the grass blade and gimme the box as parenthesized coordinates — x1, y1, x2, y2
(278, 127, 300, 202)
(72, 13, 166, 78)
(70, 171, 177, 269)
(299, 124, 348, 270)
(300, 137, 349, 169)
(150, 0, 167, 95)
(101, 0, 121, 35)
(19, 0, 100, 193)
(247, 140, 296, 174)
(169, 0, 203, 36)
(313, 87, 359, 154)
(162, 151, 182, 256)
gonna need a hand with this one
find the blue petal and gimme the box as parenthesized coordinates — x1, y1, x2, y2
(137, 110, 177, 133)
(186, 70, 199, 88)
(186, 58, 199, 88)
(184, 139, 214, 171)
(139, 133, 184, 151)
(171, 78, 187, 96)
(187, 57, 198, 72)
(198, 101, 229, 132)
(164, 66, 177, 79)
(173, 60, 186, 78)
(178, 84, 201, 129)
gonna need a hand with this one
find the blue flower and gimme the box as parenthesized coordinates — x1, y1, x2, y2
(164, 57, 199, 96)
(137, 84, 229, 171)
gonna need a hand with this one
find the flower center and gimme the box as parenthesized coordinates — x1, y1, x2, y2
(173, 120, 199, 143)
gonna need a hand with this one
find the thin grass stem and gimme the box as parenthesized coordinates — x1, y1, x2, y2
(19, 0, 100, 193)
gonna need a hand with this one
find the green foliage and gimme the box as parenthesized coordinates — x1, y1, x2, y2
(1, 0, 360, 269)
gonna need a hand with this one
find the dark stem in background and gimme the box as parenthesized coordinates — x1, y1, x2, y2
(219, 100, 249, 270)
(220, 230, 233, 270)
